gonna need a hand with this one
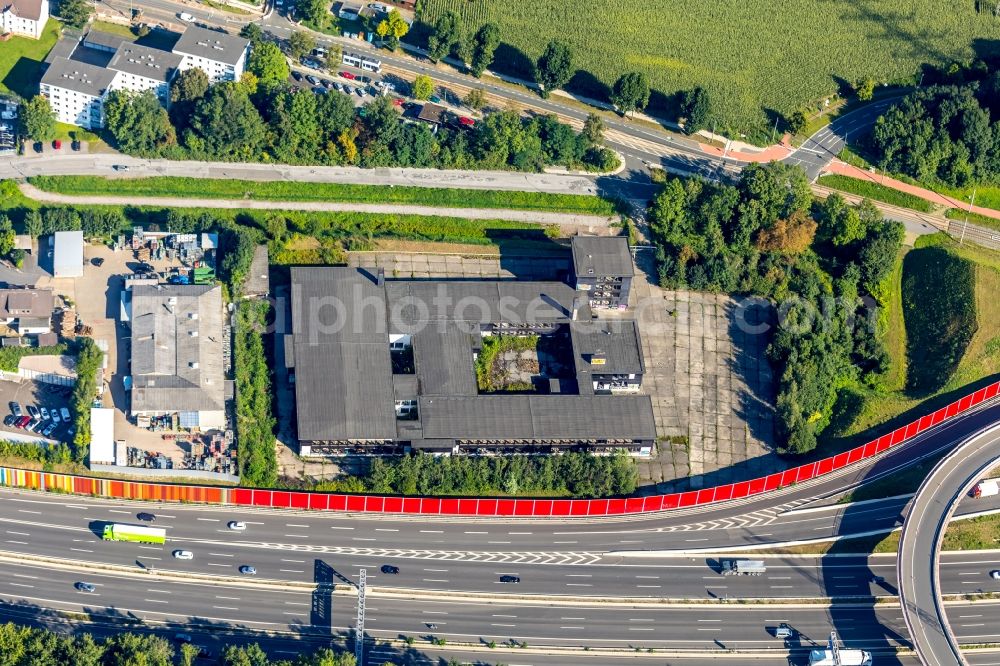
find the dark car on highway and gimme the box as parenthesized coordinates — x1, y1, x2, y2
(380, 565, 399, 574)
(75, 582, 96, 593)
(137, 512, 156, 522)
(499, 575, 520, 584)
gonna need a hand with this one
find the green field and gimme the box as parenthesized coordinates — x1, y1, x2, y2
(0, 20, 60, 98)
(417, 0, 1000, 139)
(27, 176, 619, 216)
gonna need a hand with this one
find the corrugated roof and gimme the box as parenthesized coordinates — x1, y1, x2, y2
(129, 284, 225, 414)
(571, 236, 634, 278)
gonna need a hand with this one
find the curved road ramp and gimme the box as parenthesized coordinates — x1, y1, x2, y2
(898, 423, 1000, 666)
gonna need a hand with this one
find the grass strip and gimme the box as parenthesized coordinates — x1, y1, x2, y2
(28, 176, 618, 216)
(817, 174, 934, 213)
(944, 207, 1000, 234)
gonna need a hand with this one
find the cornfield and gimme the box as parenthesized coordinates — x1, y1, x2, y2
(418, 0, 1000, 141)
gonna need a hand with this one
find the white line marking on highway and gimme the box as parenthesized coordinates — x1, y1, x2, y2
(959, 615, 983, 618)
(197, 518, 219, 522)
(63, 505, 86, 509)
(963, 623, 986, 627)
(629, 619, 655, 622)
(560, 626, 584, 630)
(7, 531, 29, 536)
(352, 537, 376, 541)
(769, 576, 791, 580)
(770, 585, 794, 589)
(423, 568, 449, 572)
(8, 582, 33, 588)
(629, 627, 655, 631)
(209, 553, 234, 557)
(635, 575, 659, 579)
(618, 540, 642, 544)
(279, 569, 304, 573)
(419, 530, 442, 533)
(159, 515, 176, 519)
(490, 623, 515, 627)
(565, 574, 591, 577)
(284, 534, 309, 538)
(508, 532, 532, 535)
(422, 611, 448, 615)
(5, 540, 27, 545)
(492, 614, 517, 618)
(286, 524, 310, 528)
(282, 612, 300, 616)
(284, 602, 309, 606)
(107, 510, 129, 515)
(685, 538, 708, 542)
(207, 563, 229, 567)
(565, 583, 592, 587)
(696, 628, 721, 631)
(423, 579, 448, 583)
(70, 548, 92, 553)
(560, 617, 585, 620)
(374, 528, 398, 532)
(488, 541, 510, 544)
(146, 589, 171, 594)
(464, 531, 487, 534)
(11, 574, 36, 580)
(137, 546, 160, 551)
(329, 526, 354, 530)
(280, 559, 305, 563)
(17, 510, 39, 514)
(636, 585, 661, 588)
(144, 599, 169, 604)
(213, 606, 239, 611)
(960, 572, 979, 576)
(553, 541, 577, 544)
(216, 596, 240, 600)
(698, 619, 722, 622)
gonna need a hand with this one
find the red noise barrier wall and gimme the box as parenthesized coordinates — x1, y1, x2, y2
(0, 381, 997, 516)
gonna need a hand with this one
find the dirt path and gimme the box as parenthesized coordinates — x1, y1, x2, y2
(18, 183, 616, 230)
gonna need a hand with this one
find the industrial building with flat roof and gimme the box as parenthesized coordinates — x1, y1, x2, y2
(128, 284, 226, 431)
(288, 246, 655, 457)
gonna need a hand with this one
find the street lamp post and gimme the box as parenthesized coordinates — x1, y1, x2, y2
(960, 187, 977, 245)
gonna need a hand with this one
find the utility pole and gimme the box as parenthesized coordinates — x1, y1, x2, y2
(771, 115, 779, 143)
(960, 186, 976, 245)
(355, 568, 367, 666)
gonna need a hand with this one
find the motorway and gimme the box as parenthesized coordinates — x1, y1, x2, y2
(899, 423, 1000, 666)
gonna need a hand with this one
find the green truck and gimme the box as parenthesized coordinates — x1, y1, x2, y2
(101, 523, 166, 545)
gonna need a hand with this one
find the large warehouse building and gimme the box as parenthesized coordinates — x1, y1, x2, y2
(287, 239, 655, 457)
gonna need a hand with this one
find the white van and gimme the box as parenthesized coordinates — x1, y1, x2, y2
(178, 12, 195, 22)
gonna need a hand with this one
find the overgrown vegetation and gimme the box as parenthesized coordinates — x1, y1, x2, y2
(0, 343, 66, 373)
(816, 175, 934, 212)
(27, 175, 618, 216)
(902, 247, 978, 395)
(350, 451, 638, 498)
(103, 74, 618, 172)
(71, 338, 103, 463)
(0, 622, 358, 666)
(234, 300, 278, 487)
(475, 335, 539, 392)
(648, 164, 904, 454)
(414, 0, 1000, 139)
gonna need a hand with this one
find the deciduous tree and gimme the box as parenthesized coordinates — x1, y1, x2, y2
(535, 40, 573, 98)
(470, 22, 500, 77)
(427, 10, 461, 61)
(611, 71, 650, 117)
(103, 90, 176, 153)
(57, 0, 92, 28)
(411, 74, 434, 100)
(463, 87, 487, 111)
(678, 86, 710, 132)
(19, 95, 55, 142)
(247, 41, 289, 83)
(288, 30, 316, 61)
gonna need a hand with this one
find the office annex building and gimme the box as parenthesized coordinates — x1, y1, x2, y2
(288, 237, 656, 457)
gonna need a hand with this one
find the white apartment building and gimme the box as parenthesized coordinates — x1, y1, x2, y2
(172, 25, 249, 82)
(39, 26, 248, 129)
(1, 0, 48, 39)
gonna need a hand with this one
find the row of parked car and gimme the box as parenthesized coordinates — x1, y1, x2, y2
(7, 401, 71, 439)
(293, 70, 371, 98)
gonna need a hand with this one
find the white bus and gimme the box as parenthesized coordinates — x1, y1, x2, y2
(342, 52, 382, 74)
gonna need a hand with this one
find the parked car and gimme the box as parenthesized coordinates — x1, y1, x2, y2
(343, 85, 353, 95)
(3, 415, 15, 427)
(172, 550, 194, 560)
(71, 140, 81, 151)
(16, 416, 31, 429)
(25, 418, 40, 432)
(25, 405, 38, 419)
(39, 407, 49, 421)
(41, 423, 56, 438)
(339, 71, 356, 80)
(91, 257, 105, 267)
(227, 521, 247, 531)
(292, 71, 303, 82)
(60, 407, 71, 421)
(112, 164, 129, 172)
(458, 116, 475, 127)
(356, 87, 366, 97)
(75, 582, 96, 593)
(175, 633, 193, 643)
(239, 565, 256, 575)
(429, 95, 442, 103)
(334, 82, 344, 92)
(52, 140, 61, 150)
(50, 410, 60, 424)
(991, 570, 1000, 580)
(305, 74, 319, 85)
(9, 401, 21, 418)
(321, 79, 333, 89)
(392, 97, 404, 106)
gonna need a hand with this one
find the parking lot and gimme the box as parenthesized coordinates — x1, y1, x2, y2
(0, 378, 74, 444)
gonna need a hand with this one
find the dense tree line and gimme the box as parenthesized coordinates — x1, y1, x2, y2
(101, 73, 617, 172)
(0, 622, 362, 666)
(648, 164, 904, 454)
(871, 83, 1000, 187)
(363, 451, 638, 498)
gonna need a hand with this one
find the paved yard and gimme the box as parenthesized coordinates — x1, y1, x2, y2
(622, 252, 781, 492)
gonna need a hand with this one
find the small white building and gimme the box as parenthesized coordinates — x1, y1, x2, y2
(173, 25, 249, 83)
(0, 0, 48, 40)
(53, 230, 84, 278)
(89, 408, 115, 465)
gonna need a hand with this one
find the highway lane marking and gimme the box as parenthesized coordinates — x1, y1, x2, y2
(423, 569, 448, 572)
(769, 576, 791, 580)
(508, 532, 532, 535)
(959, 614, 983, 618)
(207, 563, 229, 567)
(374, 529, 398, 532)
(209, 553, 234, 557)
(565, 583, 592, 587)
(284, 534, 309, 538)
(137, 546, 160, 551)
(146, 589, 171, 594)
(421, 611, 447, 615)
(492, 614, 517, 618)
(636, 585, 661, 588)
(422, 579, 448, 583)
(553, 541, 577, 544)
(280, 559, 305, 563)
(560, 626, 584, 629)
(6, 541, 27, 545)
(6, 531, 29, 536)
(635, 575, 659, 579)
(629, 619, 655, 622)
(16, 510, 39, 514)
(629, 627, 655, 631)
(352, 538, 376, 541)
(10, 574, 36, 579)
(284, 602, 309, 606)
(63, 505, 86, 510)
(286, 524, 310, 528)
(144, 599, 168, 604)
(107, 510, 129, 515)
(698, 619, 722, 622)
(329, 526, 354, 530)
(419, 530, 442, 533)
(685, 538, 708, 542)
(215, 596, 240, 600)
(70, 548, 92, 553)
(8, 582, 33, 588)
(464, 531, 487, 534)
(196, 518, 219, 522)
(560, 617, 585, 620)
(490, 623, 515, 627)
(213, 606, 239, 611)
(565, 574, 592, 577)
(279, 569, 304, 573)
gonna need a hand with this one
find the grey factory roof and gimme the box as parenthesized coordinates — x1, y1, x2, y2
(385, 280, 577, 326)
(107, 42, 183, 83)
(291, 268, 396, 441)
(571, 236, 634, 278)
(418, 395, 656, 441)
(130, 284, 225, 414)
(172, 25, 249, 66)
(291, 267, 650, 444)
(570, 319, 644, 376)
(4, 0, 45, 21)
(40, 57, 116, 98)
